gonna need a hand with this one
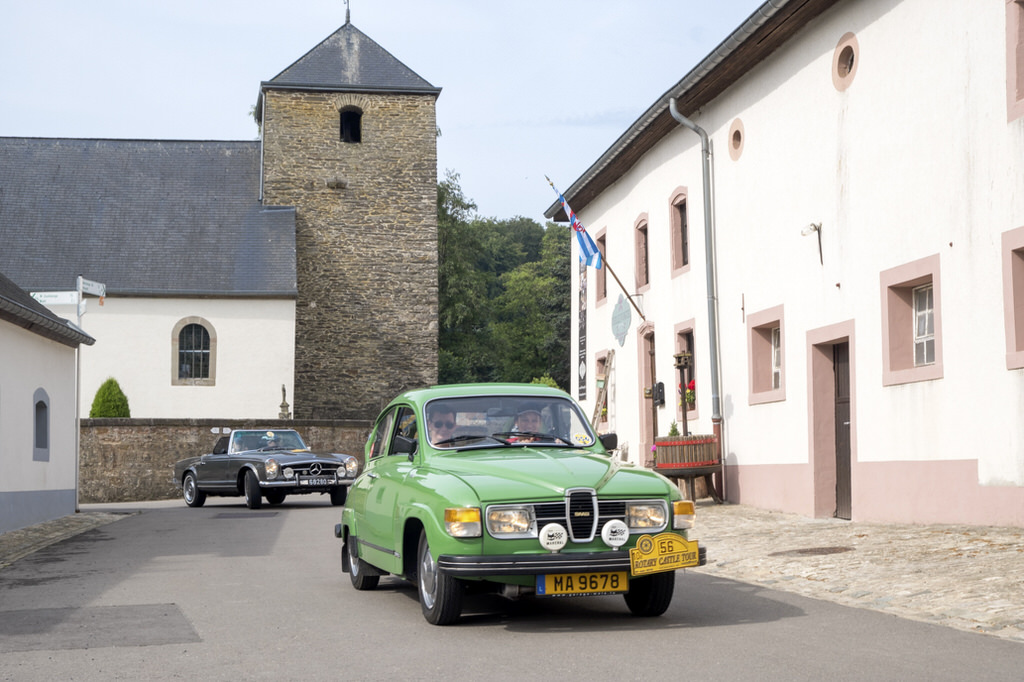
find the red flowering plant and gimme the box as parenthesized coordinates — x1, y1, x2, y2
(685, 379, 696, 406)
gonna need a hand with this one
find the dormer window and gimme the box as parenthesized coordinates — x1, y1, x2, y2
(341, 108, 362, 143)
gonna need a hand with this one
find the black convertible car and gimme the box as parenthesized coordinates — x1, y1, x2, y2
(173, 429, 360, 509)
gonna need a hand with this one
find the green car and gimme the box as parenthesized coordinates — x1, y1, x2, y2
(336, 383, 707, 625)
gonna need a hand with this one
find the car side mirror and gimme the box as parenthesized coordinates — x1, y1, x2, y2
(392, 434, 417, 456)
(599, 433, 618, 451)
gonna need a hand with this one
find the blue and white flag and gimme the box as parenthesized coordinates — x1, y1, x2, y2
(546, 176, 603, 269)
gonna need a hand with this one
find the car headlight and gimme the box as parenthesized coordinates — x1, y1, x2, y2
(485, 506, 535, 538)
(344, 458, 360, 477)
(673, 500, 696, 530)
(265, 458, 280, 480)
(283, 467, 295, 480)
(444, 507, 482, 537)
(625, 502, 668, 529)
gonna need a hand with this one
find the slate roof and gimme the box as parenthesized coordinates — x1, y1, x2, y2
(260, 21, 440, 99)
(0, 269, 95, 347)
(0, 138, 297, 297)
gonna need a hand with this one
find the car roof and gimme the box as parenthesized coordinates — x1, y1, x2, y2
(391, 383, 570, 408)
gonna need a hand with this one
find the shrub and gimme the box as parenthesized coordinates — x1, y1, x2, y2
(89, 377, 131, 418)
(530, 375, 559, 389)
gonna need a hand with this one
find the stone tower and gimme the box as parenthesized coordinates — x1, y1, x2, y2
(257, 20, 440, 419)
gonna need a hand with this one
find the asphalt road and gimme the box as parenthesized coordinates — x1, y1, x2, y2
(1, 499, 1022, 681)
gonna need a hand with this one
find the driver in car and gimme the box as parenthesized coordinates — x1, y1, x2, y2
(428, 404, 457, 445)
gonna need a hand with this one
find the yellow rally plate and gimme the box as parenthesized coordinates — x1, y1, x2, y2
(629, 533, 700, 576)
(536, 571, 629, 596)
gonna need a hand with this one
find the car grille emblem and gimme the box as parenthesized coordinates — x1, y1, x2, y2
(309, 463, 322, 475)
(566, 489, 598, 541)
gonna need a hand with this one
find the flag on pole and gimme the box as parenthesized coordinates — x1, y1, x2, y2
(546, 176, 603, 269)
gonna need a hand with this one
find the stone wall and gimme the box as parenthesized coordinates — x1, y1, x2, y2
(262, 89, 439, 420)
(80, 418, 372, 503)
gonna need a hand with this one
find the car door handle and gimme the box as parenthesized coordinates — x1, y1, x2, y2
(366, 472, 379, 480)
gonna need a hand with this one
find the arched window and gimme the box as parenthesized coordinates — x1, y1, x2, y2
(340, 108, 362, 143)
(179, 324, 210, 379)
(172, 317, 217, 386)
(33, 388, 50, 461)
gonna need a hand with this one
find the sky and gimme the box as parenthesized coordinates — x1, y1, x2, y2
(1, 0, 766, 223)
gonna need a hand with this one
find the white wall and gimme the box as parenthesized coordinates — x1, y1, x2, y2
(0, 323, 79, 531)
(45, 297, 296, 419)
(574, 0, 1024, 488)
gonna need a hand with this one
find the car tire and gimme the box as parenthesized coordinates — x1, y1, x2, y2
(623, 571, 676, 617)
(265, 491, 286, 505)
(417, 530, 463, 625)
(182, 472, 206, 508)
(243, 469, 262, 510)
(347, 533, 380, 590)
(330, 487, 348, 506)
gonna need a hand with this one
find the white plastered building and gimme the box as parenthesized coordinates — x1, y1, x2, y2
(551, 0, 1024, 526)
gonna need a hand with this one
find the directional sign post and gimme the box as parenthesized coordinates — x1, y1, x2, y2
(30, 291, 80, 306)
(78, 277, 106, 298)
(73, 275, 105, 512)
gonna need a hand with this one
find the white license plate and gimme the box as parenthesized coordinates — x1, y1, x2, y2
(300, 477, 332, 486)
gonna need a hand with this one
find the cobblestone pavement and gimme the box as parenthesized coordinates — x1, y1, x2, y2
(2, 501, 1023, 643)
(692, 501, 1024, 642)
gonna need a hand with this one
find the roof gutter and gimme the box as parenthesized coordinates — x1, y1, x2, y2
(0, 297, 95, 347)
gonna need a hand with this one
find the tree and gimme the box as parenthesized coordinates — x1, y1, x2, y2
(89, 377, 131, 418)
(437, 172, 571, 388)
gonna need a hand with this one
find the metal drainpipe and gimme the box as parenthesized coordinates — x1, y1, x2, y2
(669, 97, 725, 501)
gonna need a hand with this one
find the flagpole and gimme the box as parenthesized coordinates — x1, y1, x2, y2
(602, 259, 645, 321)
(546, 175, 646, 321)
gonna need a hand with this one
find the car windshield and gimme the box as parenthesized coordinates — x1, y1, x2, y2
(230, 430, 307, 453)
(424, 395, 596, 450)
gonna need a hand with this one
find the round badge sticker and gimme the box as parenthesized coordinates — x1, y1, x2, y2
(572, 432, 594, 446)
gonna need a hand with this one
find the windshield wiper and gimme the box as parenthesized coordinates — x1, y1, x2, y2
(433, 434, 504, 447)
(491, 431, 573, 446)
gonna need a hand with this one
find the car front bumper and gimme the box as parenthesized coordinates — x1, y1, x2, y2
(436, 544, 707, 577)
(261, 479, 355, 488)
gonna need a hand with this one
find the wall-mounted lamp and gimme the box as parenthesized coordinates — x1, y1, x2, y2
(801, 222, 823, 264)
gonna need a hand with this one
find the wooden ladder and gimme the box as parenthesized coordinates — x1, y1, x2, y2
(590, 349, 615, 428)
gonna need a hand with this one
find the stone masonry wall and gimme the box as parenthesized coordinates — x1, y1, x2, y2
(80, 418, 372, 503)
(262, 90, 439, 420)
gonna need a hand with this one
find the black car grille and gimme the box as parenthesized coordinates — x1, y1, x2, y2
(531, 490, 632, 543)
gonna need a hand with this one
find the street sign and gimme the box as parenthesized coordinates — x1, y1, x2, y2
(78, 277, 106, 297)
(31, 291, 80, 306)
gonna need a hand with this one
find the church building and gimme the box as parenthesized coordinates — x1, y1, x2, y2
(0, 18, 440, 421)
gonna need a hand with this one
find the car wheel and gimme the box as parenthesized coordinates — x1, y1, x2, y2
(182, 472, 206, 508)
(330, 487, 348, 506)
(417, 530, 463, 625)
(347, 533, 380, 590)
(243, 469, 262, 510)
(623, 571, 676, 617)
(265, 491, 286, 505)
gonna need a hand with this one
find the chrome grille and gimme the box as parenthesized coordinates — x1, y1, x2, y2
(294, 462, 339, 476)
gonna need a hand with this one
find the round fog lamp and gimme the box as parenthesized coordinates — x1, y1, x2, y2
(283, 468, 295, 480)
(601, 519, 629, 549)
(538, 523, 568, 553)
